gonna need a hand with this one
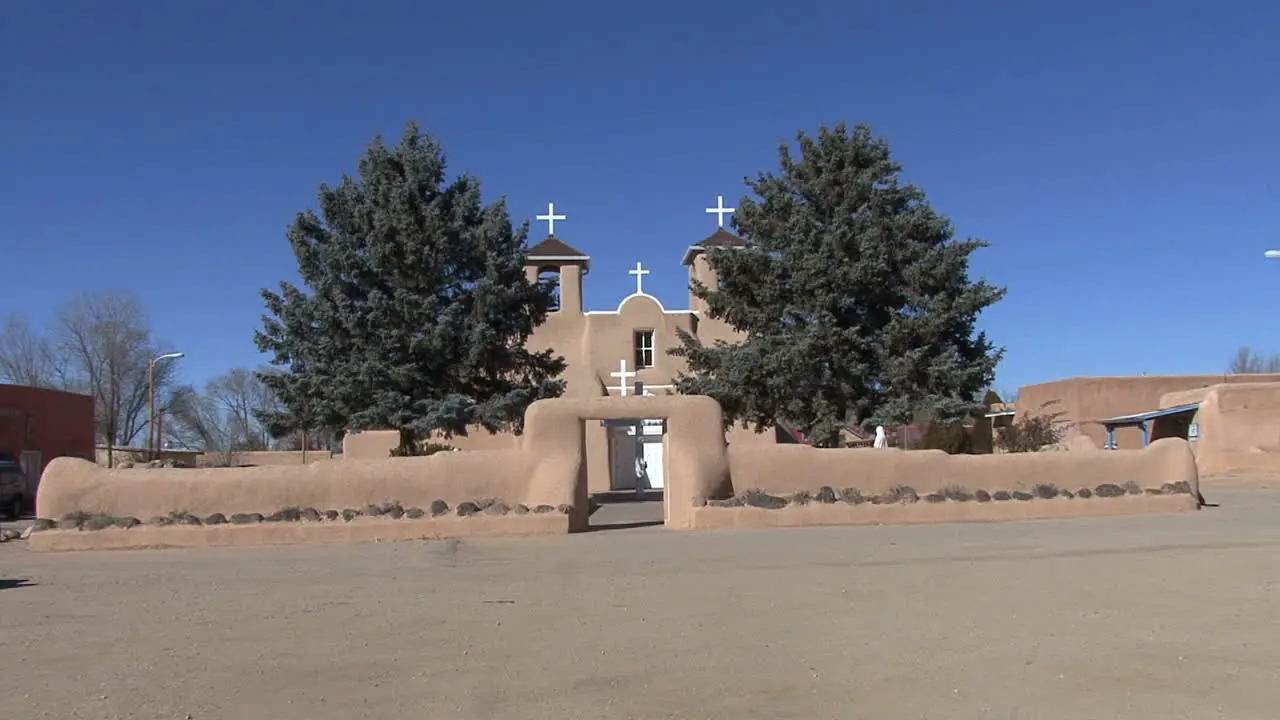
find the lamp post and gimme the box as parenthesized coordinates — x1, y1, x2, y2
(148, 352, 184, 461)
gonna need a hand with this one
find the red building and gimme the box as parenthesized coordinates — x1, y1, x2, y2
(0, 384, 95, 509)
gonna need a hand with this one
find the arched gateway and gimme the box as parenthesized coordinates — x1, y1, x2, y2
(520, 395, 731, 530)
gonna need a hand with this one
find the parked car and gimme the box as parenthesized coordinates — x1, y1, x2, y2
(0, 461, 27, 519)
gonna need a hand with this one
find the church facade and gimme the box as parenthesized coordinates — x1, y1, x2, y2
(342, 217, 790, 493)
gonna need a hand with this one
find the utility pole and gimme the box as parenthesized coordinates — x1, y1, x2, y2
(147, 352, 184, 461)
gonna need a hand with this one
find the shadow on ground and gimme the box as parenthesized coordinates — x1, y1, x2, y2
(588, 490, 665, 531)
(586, 520, 664, 532)
(592, 490, 664, 504)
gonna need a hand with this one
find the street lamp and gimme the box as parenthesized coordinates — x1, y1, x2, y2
(1266, 251, 1280, 259)
(148, 352, 184, 461)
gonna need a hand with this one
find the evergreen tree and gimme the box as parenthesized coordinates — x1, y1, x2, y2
(255, 122, 565, 454)
(670, 123, 1004, 447)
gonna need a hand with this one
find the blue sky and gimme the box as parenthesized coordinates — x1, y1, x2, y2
(3, 0, 1278, 396)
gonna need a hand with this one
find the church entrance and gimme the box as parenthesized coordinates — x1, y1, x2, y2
(590, 364, 668, 530)
(606, 419, 666, 491)
(593, 417, 666, 531)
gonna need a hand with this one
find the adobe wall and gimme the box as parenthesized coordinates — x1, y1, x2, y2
(195, 450, 338, 467)
(38, 450, 550, 522)
(344, 415, 779, 494)
(94, 447, 202, 468)
(343, 428, 519, 458)
(1174, 382, 1280, 479)
(1016, 374, 1280, 450)
(725, 438, 1195, 499)
(32, 395, 728, 549)
(1158, 387, 1215, 409)
(33, 395, 1201, 551)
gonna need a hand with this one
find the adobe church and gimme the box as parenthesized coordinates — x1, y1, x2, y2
(342, 197, 788, 493)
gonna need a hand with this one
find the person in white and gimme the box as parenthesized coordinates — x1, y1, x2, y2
(634, 454, 649, 496)
(873, 426, 888, 449)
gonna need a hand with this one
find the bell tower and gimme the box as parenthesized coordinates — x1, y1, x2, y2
(681, 195, 746, 315)
(525, 202, 590, 314)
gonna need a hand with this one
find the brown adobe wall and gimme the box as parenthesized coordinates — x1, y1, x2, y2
(342, 430, 400, 459)
(342, 428, 521, 458)
(37, 449, 553, 524)
(1158, 386, 1215, 409)
(34, 396, 1199, 551)
(1183, 382, 1280, 479)
(724, 437, 1197, 501)
(94, 447, 202, 468)
(195, 450, 337, 467)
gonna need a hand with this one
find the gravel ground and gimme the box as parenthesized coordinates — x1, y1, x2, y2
(0, 485, 1277, 720)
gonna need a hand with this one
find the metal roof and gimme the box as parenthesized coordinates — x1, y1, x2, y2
(1099, 402, 1200, 427)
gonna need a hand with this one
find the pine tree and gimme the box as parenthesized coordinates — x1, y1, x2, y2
(255, 122, 565, 454)
(670, 123, 1004, 447)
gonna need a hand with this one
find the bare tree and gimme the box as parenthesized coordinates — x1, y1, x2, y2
(0, 314, 69, 388)
(1228, 346, 1280, 374)
(206, 368, 277, 451)
(55, 291, 178, 466)
(166, 385, 239, 465)
(166, 367, 286, 464)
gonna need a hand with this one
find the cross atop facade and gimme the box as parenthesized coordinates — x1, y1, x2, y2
(628, 261, 650, 295)
(610, 358, 637, 396)
(536, 202, 566, 236)
(705, 195, 735, 229)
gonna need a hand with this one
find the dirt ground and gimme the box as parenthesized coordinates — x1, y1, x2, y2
(1, 484, 1277, 720)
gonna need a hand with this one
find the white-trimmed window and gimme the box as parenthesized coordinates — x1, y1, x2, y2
(634, 329, 655, 368)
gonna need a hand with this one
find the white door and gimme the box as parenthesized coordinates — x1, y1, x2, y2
(640, 421, 665, 490)
(608, 425, 638, 490)
(19, 450, 41, 496)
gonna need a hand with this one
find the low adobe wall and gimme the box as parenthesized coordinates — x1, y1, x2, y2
(725, 437, 1195, 498)
(37, 450, 550, 521)
(195, 450, 337, 467)
(696, 437, 1199, 529)
(1182, 382, 1280, 478)
(31, 395, 724, 550)
(33, 396, 1200, 551)
(342, 428, 519, 459)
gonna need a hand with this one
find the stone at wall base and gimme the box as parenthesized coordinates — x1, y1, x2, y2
(688, 493, 1199, 531)
(27, 514, 569, 552)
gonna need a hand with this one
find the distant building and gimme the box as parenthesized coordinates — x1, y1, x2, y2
(0, 384, 95, 510)
(1011, 374, 1280, 450)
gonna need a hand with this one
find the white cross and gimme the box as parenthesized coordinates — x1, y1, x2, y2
(610, 359, 636, 397)
(536, 202, 566, 236)
(628, 261, 650, 295)
(705, 195, 735, 228)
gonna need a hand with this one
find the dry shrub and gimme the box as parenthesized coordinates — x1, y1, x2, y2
(995, 403, 1066, 453)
